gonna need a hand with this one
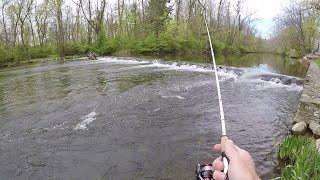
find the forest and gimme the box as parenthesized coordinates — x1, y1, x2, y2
(0, 0, 319, 65)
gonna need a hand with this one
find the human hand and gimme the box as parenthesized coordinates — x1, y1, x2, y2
(211, 140, 261, 180)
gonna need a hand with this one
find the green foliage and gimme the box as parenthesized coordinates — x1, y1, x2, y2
(65, 43, 87, 56)
(14, 45, 30, 62)
(0, 45, 54, 65)
(15, 46, 54, 62)
(0, 47, 15, 64)
(29, 46, 53, 59)
(128, 22, 206, 54)
(212, 40, 227, 52)
(278, 136, 320, 179)
(271, 0, 320, 54)
(0, 0, 264, 66)
(90, 39, 119, 56)
(134, 34, 159, 53)
(145, 0, 172, 35)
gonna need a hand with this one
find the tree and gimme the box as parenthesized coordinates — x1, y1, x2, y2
(272, 0, 319, 54)
(35, 1, 50, 47)
(0, 0, 10, 43)
(0, 0, 263, 64)
(145, 0, 172, 36)
(76, 0, 106, 43)
(50, 0, 65, 59)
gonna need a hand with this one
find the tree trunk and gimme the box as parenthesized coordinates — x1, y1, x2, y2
(1, 2, 9, 43)
(56, 0, 65, 59)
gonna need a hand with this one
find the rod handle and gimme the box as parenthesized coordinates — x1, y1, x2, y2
(221, 136, 230, 177)
(221, 136, 228, 152)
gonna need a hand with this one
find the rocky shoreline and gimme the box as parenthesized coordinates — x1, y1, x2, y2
(291, 56, 320, 151)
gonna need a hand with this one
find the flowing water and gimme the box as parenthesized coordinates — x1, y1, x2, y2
(0, 54, 306, 179)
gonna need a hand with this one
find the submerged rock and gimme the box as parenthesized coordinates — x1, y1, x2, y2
(291, 122, 307, 134)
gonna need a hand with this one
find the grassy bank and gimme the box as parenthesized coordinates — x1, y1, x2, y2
(0, 44, 87, 67)
(278, 136, 320, 179)
(315, 59, 320, 67)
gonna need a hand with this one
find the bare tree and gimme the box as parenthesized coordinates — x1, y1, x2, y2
(0, 0, 10, 43)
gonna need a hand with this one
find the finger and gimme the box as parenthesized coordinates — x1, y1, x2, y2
(213, 144, 221, 152)
(212, 157, 224, 171)
(225, 140, 238, 160)
(213, 170, 226, 180)
(234, 144, 241, 152)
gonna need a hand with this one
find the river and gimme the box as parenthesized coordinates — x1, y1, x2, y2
(0, 54, 306, 179)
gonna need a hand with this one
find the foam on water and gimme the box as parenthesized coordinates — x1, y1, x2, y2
(255, 82, 303, 92)
(74, 111, 97, 130)
(217, 70, 239, 82)
(135, 60, 213, 72)
(96, 57, 212, 72)
(97, 57, 149, 64)
(243, 76, 303, 92)
(93, 57, 303, 90)
(248, 64, 275, 73)
(161, 95, 186, 100)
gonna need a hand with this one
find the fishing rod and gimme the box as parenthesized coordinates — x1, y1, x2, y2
(195, 1, 229, 180)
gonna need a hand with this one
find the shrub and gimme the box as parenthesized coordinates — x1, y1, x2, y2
(65, 43, 88, 56)
(0, 47, 15, 64)
(91, 39, 118, 55)
(29, 46, 53, 59)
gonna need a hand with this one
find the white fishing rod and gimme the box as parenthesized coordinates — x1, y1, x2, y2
(195, 1, 229, 180)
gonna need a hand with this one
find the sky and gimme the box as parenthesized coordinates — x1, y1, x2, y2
(245, 0, 289, 38)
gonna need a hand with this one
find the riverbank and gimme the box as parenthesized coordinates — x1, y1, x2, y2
(292, 59, 320, 136)
(0, 55, 85, 69)
(278, 55, 320, 179)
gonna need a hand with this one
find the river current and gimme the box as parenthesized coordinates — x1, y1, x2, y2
(0, 56, 304, 179)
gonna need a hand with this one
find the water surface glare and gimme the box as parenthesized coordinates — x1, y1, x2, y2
(0, 57, 302, 179)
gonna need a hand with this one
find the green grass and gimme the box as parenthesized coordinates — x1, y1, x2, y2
(314, 59, 320, 67)
(278, 136, 320, 179)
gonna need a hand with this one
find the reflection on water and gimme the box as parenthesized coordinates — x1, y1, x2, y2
(95, 71, 108, 94)
(117, 73, 165, 93)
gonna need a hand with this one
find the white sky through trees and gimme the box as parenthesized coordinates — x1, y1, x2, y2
(245, 0, 289, 38)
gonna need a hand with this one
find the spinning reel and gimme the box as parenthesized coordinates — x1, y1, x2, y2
(195, 163, 214, 180)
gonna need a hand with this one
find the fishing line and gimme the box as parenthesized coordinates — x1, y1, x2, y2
(195, 1, 230, 179)
(199, 0, 227, 137)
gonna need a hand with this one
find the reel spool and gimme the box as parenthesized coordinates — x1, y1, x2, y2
(195, 163, 214, 180)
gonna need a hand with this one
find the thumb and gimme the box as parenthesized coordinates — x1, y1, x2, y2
(224, 140, 238, 160)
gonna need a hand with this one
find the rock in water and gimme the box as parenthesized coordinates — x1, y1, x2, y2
(291, 122, 307, 134)
(309, 121, 320, 136)
(87, 52, 98, 60)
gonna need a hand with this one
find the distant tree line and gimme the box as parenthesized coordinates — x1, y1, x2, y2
(269, 0, 320, 56)
(0, 0, 263, 65)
